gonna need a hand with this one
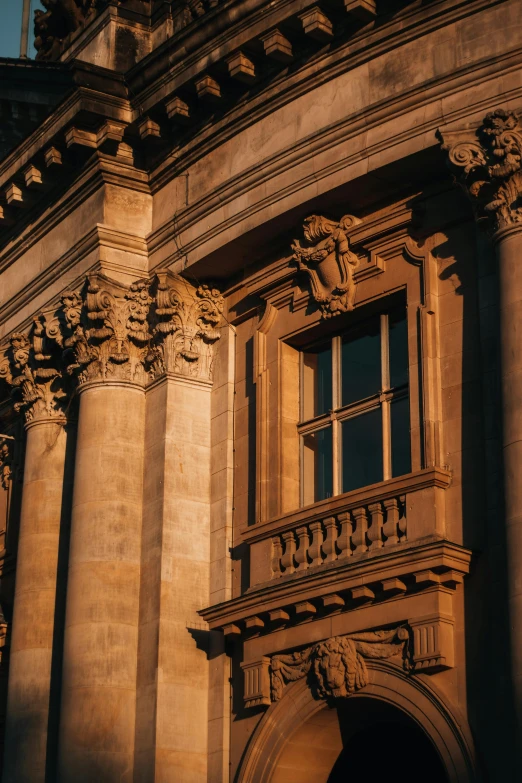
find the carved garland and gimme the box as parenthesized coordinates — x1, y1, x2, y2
(270, 627, 410, 702)
(291, 214, 362, 318)
(439, 109, 522, 235)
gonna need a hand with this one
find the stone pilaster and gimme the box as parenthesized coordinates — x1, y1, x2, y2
(57, 273, 151, 782)
(1, 320, 74, 783)
(440, 109, 522, 769)
(135, 272, 223, 781)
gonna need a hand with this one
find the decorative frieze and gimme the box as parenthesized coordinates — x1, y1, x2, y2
(270, 627, 409, 703)
(439, 109, 522, 235)
(147, 271, 224, 383)
(291, 214, 362, 317)
(0, 321, 69, 423)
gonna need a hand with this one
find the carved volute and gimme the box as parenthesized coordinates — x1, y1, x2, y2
(291, 214, 362, 317)
(439, 109, 522, 235)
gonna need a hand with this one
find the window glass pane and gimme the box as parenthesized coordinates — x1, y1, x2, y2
(391, 396, 411, 477)
(302, 342, 332, 419)
(342, 409, 383, 493)
(389, 307, 409, 389)
(302, 427, 333, 504)
(341, 317, 381, 405)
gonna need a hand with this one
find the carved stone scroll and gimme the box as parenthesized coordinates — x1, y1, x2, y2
(270, 627, 409, 702)
(439, 109, 522, 235)
(291, 214, 362, 317)
(147, 271, 224, 383)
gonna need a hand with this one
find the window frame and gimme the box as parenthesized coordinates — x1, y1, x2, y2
(298, 311, 410, 506)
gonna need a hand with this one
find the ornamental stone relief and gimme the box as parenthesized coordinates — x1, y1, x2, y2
(147, 271, 224, 382)
(439, 109, 522, 235)
(291, 214, 362, 318)
(0, 321, 69, 423)
(0, 272, 224, 423)
(271, 627, 409, 702)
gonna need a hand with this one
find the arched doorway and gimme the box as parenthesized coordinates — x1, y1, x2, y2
(237, 663, 479, 782)
(328, 697, 448, 782)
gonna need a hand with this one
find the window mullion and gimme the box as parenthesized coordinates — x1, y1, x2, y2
(381, 314, 392, 480)
(332, 336, 341, 496)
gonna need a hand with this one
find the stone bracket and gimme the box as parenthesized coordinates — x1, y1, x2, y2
(241, 657, 271, 708)
(409, 612, 455, 672)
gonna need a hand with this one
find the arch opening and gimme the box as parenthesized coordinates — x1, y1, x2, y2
(271, 697, 449, 783)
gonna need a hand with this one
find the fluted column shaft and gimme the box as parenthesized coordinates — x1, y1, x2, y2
(58, 382, 145, 782)
(3, 416, 72, 783)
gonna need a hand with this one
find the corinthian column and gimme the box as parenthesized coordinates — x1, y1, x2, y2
(134, 272, 223, 781)
(56, 274, 151, 782)
(441, 109, 522, 767)
(1, 321, 74, 782)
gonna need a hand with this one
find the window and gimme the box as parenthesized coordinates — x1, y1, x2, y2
(299, 307, 411, 505)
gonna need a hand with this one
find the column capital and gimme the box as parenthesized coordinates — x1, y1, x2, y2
(0, 317, 71, 425)
(61, 272, 152, 389)
(439, 109, 522, 237)
(147, 271, 224, 383)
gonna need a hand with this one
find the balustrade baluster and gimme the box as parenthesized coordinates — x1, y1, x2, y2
(383, 497, 400, 545)
(281, 531, 297, 574)
(308, 521, 324, 567)
(398, 495, 407, 539)
(352, 507, 369, 554)
(323, 516, 338, 563)
(295, 526, 310, 571)
(337, 512, 352, 559)
(368, 501, 384, 550)
(271, 536, 283, 577)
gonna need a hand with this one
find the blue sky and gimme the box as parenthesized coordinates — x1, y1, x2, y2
(0, 1, 44, 59)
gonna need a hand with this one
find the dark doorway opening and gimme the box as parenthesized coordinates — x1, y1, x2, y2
(328, 697, 449, 783)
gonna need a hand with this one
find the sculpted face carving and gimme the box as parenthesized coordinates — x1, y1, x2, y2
(270, 627, 409, 702)
(292, 214, 362, 317)
(440, 109, 522, 234)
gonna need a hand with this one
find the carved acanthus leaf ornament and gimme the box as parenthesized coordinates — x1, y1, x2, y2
(439, 109, 522, 235)
(270, 627, 409, 702)
(147, 271, 224, 382)
(292, 214, 362, 318)
(0, 320, 69, 423)
(60, 273, 152, 387)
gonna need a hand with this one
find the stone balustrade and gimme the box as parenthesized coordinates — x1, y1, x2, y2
(271, 494, 406, 578)
(244, 468, 451, 589)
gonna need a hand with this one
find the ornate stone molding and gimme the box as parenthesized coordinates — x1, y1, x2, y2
(291, 214, 362, 317)
(60, 273, 152, 388)
(439, 109, 522, 236)
(270, 627, 409, 703)
(147, 271, 224, 383)
(0, 319, 69, 424)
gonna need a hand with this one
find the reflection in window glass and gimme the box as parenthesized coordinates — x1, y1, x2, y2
(302, 427, 333, 504)
(302, 342, 332, 419)
(391, 396, 411, 477)
(342, 409, 383, 493)
(389, 308, 409, 389)
(341, 317, 381, 405)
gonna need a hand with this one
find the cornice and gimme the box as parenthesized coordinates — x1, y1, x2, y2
(0, 154, 149, 278)
(147, 46, 522, 270)
(199, 538, 473, 629)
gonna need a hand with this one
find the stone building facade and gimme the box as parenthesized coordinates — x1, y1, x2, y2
(0, 0, 521, 780)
